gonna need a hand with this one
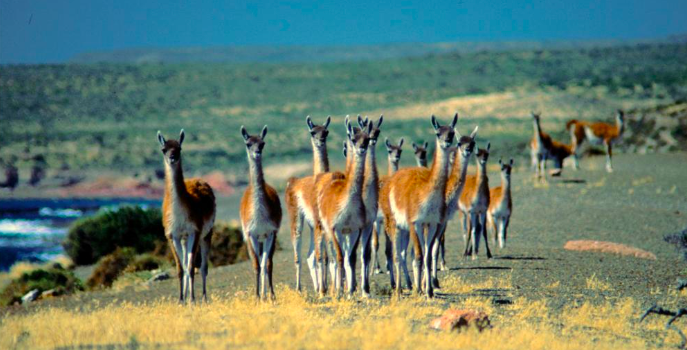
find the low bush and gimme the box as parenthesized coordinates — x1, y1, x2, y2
(124, 254, 167, 274)
(63, 206, 165, 265)
(665, 227, 687, 261)
(86, 248, 136, 290)
(0, 265, 83, 306)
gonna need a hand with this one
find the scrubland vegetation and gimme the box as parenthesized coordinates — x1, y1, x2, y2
(1, 43, 686, 180)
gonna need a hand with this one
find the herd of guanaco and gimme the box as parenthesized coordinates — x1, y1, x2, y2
(157, 109, 625, 301)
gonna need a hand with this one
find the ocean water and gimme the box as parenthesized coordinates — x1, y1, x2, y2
(0, 198, 160, 271)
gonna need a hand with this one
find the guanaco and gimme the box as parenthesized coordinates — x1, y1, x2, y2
(239, 126, 282, 300)
(370, 137, 404, 276)
(429, 127, 478, 287)
(285, 116, 331, 292)
(566, 110, 625, 172)
(530, 112, 573, 178)
(488, 158, 513, 249)
(459, 142, 492, 260)
(158, 130, 216, 303)
(381, 114, 458, 298)
(358, 115, 383, 297)
(315, 120, 371, 296)
(412, 141, 429, 167)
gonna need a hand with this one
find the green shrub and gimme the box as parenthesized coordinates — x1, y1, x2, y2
(0, 266, 83, 306)
(86, 248, 136, 290)
(124, 253, 167, 273)
(63, 206, 165, 265)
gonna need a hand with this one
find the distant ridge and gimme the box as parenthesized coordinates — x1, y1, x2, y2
(69, 36, 685, 64)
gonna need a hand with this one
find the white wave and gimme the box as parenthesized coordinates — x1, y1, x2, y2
(0, 219, 68, 236)
(39, 207, 83, 218)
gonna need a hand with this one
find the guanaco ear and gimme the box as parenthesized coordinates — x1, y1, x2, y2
(398, 138, 404, 148)
(499, 158, 503, 166)
(306, 116, 314, 131)
(431, 115, 440, 130)
(450, 113, 458, 128)
(470, 126, 479, 139)
(357, 115, 365, 128)
(423, 141, 428, 149)
(366, 121, 373, 134)
(509, 158, 514, 166)
(260, 125, 268, 140)
(486, 142, 491, 152)
(376, 115, 384, 128)
(324, 115, 331, 129)
(385, 137, 392, 150)
(240, 126, 250, 142)
(412, 142, 419, 152)
(157, 131, 166, 147)
(178, 129, 185, 146)
(346, 117, 354, 139)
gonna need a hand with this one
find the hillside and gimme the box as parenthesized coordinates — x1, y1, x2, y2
(1, 42, 687, 190)
(68, 38, 671, 64)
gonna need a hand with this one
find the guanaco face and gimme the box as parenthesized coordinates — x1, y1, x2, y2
(158, 130, 185, 166)
(412, 141, 429, 167)
(241, 126, 267, 160)
(306, 115, 331, 148)
(385, 138, 404, 174)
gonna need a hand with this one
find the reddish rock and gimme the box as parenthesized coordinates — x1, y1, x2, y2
(430, 309, 490, 332)
(564, 240, 656, 260)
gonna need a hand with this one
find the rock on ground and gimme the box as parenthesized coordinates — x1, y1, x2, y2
(21, 289, 41, 304)
(430, 309, 490, 332)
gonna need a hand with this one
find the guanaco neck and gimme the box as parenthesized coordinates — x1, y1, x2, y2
(447, 148, 471, 204)
(247, 154, 267, 201)
(387, 156, 399, 176)
(165, 160, 189, 203)
(364, 142, 379, 196)
(615, 116, 625, 136)
(533, 118, 545, 148)
(311, 138, 329, 174)
(500, 173, 511, 205)
(428, 139, 451, 193)
(345, 150, 366, 201)
(476, 159, 489, 197)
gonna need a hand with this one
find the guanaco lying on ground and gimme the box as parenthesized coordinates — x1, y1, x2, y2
(380, 114, 458, 298)
(459, 142, 492, 260)
(239, 126, 282, 300)
(158, 130, 216, 303)
(566, 110, 625, 172)
(488, 158, 513, 249)
(530, 112, 573, 178)
(284, 116, 331, 292)
(370, 137, 404, 276)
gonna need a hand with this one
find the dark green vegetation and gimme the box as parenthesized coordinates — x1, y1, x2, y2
(2, 43, 687, 178)
(0, 265, 83, 306)
(64, 206, 164, 265)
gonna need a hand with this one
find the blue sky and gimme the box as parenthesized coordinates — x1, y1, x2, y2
(1, 0, 686, 64)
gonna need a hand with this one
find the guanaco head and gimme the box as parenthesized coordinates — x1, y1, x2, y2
(157, 129, 185, 167)
(306, 115, 331, 147)
(456, 125, 479, 159)
(431, 113, 458, 150)
(360, 115, 383, 146)
(241, 125, 268, 161)
(499, 157, 513, 181)
(347, 118, 371, 157)
(531, 111, 541, 122)
(475, 142, 490, 167)
(385, 137, 404, 164)
(412, 141, 429, 167)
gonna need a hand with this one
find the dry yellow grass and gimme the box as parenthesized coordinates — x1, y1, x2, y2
(0, 281, 671, 350)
